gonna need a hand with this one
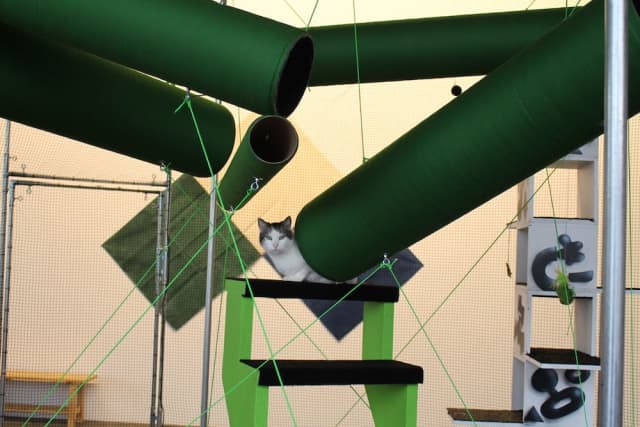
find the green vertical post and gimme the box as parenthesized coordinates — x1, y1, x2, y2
(362, 301, 395, 360)
(0, 0, 313, 116)
(222, 279, 268, 427)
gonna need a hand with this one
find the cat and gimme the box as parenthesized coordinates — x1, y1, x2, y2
(258, 216, 336, 283)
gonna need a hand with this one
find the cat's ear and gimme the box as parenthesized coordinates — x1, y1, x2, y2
(283, 216, 292, 229)
(257, 218, 269, 233)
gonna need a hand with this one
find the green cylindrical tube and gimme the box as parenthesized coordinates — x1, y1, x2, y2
(0, 0, 313, 117)
(218, 116, 299, 210)
(308, 7, 573, 86)
(0, 25, 235, 177)
(296, 0, 640, 281)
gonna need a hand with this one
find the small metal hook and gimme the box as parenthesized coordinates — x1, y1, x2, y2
(250, 177, 263, 192)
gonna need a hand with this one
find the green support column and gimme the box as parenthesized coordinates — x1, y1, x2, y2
(362, 301, 394, 360)
(0, 25, 235, 177)
(222, 280, 268, 427)
(296, 0, 640, 282)
(365, 384, 419, 427)
(308, 7, 573, 85)
(0, 0, 313, 116)
(362, 301, 418, 426)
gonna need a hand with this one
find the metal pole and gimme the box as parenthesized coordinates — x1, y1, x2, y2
(200, 3, 225, 421)
(0, 182, 17, 425)
(0, 120, 10, 426)
(599, 0, 628, 425)
(150, 190, 164, 427)
(157, 172, 170, 427)
(200, 176, 218, 427)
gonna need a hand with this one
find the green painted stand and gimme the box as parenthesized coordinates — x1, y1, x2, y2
(222, 278, 422, 427)
(222, 280, 269, 427)
(362, 301, 418, 427)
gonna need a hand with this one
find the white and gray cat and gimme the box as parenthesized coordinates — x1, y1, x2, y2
(258, 216, 345, 283)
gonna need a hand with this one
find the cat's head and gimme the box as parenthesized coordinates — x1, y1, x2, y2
(258, 216, 295, 254)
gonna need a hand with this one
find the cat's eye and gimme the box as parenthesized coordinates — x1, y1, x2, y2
(278, 236, 285, 240)
(266, 236, 272, 240)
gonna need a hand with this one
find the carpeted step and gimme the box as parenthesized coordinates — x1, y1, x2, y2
(240, 359, 423, 386)
(236, 278, 399, 302)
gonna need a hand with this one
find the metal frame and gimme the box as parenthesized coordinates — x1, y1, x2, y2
(599, 0, 629, 425)
(0, 145, 166, 426)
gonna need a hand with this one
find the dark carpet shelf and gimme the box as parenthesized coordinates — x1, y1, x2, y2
(240, 359, 423, 386)
(447, 408, 523, 423)
(229, 278, 399, 302)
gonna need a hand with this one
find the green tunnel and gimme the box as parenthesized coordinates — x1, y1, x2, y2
(0, 25, 235, 177)
(307, 7, 575, 86)
(0, 0, 313, 117)
(296, 0, 640, 282)
(218, 116, 299, 211)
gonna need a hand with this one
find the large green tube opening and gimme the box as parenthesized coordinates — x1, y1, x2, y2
(249, 117, 299, 164)
(218, 116, 298, 210)
(276, 35, 314, 116)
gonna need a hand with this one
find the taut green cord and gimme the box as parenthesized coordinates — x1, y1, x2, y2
(395, 168, 559, 358)
(214, 184, 298, 427)
(282, 0, 306, 26)
(43, 208, 231, 426)
(352, 0, 367, 163)
(305, 0, 321, 31)
(189, 266, 384, 426)
(387, 264, 477, 426)
(543, 167, 589, 425)
(26, 185, 200, 426)
(175, 93, 216, 178)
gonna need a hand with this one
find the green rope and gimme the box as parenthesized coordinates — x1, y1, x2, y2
(282, 0, 307, 26)
(273, 298, 371, 411)
(174, 92, 216, 178)
(542, 167, 589, 425)
(387, 262, 477, 426)
(395, 168, 559, 358)
(43, 208, 231, 426)
(189, 265, 385, 426)
(305, 0, 321, 31)
(352, 0, 367, 163)
(177, 98, 295, 425)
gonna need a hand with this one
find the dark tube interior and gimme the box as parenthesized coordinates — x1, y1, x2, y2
(275, 35, 314, 117)
(250, 116, 299, 163)
(634, 0, 639, 16)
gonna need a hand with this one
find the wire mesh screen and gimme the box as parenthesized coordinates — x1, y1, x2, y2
(1, 182, 165, 424)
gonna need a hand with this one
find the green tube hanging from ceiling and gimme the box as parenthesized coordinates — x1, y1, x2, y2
(218, 116, 299, 211)
(0, 25, 235, 177)
(296, 0, 640, 282)
(0, 0, 313, 117)
(307, 7, 575, 86)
